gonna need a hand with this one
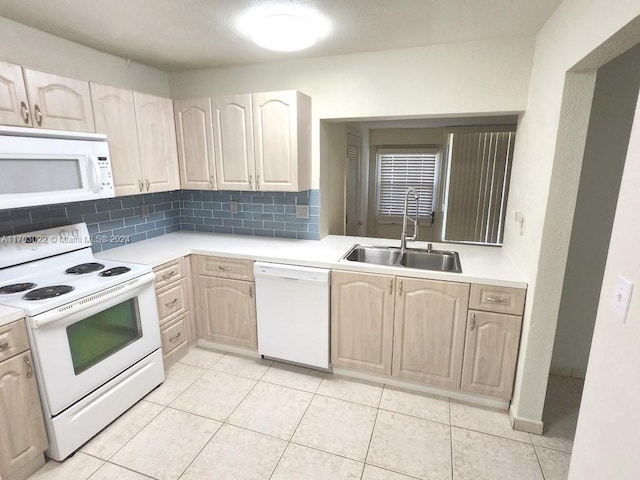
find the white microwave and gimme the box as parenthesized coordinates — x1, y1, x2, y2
(0, 126, 115, 209)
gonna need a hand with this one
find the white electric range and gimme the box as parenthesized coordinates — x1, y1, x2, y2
(0, 223, 164, 461)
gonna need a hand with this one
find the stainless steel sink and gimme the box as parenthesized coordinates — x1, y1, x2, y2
(343, 245, 402, 266)
(342, 244, 462, 273)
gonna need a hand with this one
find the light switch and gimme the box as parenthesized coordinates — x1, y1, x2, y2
(612, 275, 633, 323)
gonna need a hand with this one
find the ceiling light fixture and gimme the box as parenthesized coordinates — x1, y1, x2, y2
(237, 6, 330, 52)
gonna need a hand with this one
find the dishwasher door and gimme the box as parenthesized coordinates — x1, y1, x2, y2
(254, 262, 330, 369)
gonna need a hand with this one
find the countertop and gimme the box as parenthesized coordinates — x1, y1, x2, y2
(0, 304, 25, 327)
(96, 232, 527, 289)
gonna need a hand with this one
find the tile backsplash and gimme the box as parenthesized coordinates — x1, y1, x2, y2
(0, 189, 320, 252)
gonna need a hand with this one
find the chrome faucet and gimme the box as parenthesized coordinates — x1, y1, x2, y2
(400, 187, 419, 251)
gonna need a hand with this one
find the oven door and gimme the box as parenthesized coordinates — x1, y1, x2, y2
(27, 273, 161, 416)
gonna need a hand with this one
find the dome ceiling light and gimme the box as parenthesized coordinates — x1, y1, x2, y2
(238, 6, 330, 52)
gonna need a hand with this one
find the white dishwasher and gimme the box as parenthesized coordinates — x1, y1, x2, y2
(254, 262, 330, 369)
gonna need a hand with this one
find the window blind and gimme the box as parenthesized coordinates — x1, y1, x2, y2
(442, 131, 515, 244)
(376, 148, 437, 220)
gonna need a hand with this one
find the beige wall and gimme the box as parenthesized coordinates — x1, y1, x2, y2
(169, 37, 535, 189)
(569, 86, 640, 479)
(0, 16, 170, 96)
(552, 44, 640, 378)
(505, 0, 640, 428)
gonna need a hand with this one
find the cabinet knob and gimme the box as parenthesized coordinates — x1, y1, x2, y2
(20, 101, 30, 124)
(249, 285, 253, 299)
(471, 313, 477, 330)
(165, 298, 178, 308)
(217, 266, 232, 272)
(248, 174, 253, 189)
(138, 178, 143, 192)
(399, 280, 403, 297)
(210, 176, 215, 187)
(256, 174, 261, 190)
(34, 104, 43, 126)
(169, 331, 182, 343)
(145, 177, 150, 191)
(161, 270, 176, 280)
(389, 280, 393, 295)
(0, 341, 9, 351)
(486, 296, 508, 304)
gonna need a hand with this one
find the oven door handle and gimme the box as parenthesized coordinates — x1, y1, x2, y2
(29, 272, 156, 329)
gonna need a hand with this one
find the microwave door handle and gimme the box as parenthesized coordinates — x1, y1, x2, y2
(89, 155, 101, 193)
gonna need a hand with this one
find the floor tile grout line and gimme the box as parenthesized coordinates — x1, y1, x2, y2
(451, 424, 535, 446)
(173, 419, 224, 480)
(531, 443, 549, 480)
(360, 405, 380, 480)
(101, 461, 158, 479)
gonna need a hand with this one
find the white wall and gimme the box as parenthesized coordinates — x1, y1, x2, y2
(0, 17, 169, 96)
(568, 86, 640, 479)
(169, 37, 535, 188)
(504, 1, 640, 427)
(551, 45, 640, 378)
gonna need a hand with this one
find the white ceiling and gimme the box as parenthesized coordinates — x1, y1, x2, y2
(0, 0, 562, 71)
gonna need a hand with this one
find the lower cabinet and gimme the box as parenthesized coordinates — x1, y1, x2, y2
(461, 310, 522, 399)
(330, 271, 395, 375)
(331, 270, 525, 399)
(392, 278, 469, 389)
(0, 320, 47, 480)
(193, 256, 257, 350)
(153, 256, 196, 367)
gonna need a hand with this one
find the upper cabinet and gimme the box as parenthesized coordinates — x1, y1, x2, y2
(0, 61, 94, 132)
(211, 94, 255, 190)
(252, 90, 311, 192)
(91, 83, 180, 195)
(134, 92, 180, 193)
(175, 97, 216, 190)
(91, 83, 143, 196)
(176, 90, 312, 192)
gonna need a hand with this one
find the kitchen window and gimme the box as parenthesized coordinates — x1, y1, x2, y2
(375, 147, 438, 224)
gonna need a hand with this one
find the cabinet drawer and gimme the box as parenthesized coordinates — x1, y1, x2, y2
(195, 255, 254, 281)
(161, 314, 188, 357)
(0, 319, 29, 363)
(156, 278, 189, 325)
(469, 284, 526, 315)
(154, 257, 186, 289)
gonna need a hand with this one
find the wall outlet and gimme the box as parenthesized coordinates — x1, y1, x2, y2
(612, 275, 633, 323)
(230, 200, 239, 215)
(140, 204, 150, 218)
(296, 205, 310, 220)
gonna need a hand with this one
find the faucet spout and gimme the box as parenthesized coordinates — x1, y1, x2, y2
(400, 187, 419, 251)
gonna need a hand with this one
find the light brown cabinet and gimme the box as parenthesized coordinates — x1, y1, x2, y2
(0, 320, 47, 480)
(392, 278, 469, 389)
(174, 97, 216, 190)
(153, 257, 196, 367)
(211, 94, 255, 191)
(193, 255, 257, 350)
(0, 61, 31, 127)
(90, 83, 143, 196)
(330, 271, 396, 375)
(462, 283, 525, 399)
(134, 92, 180, 193)
(176, 90, 311, 192)
(91, 84, 180, 195)
(0, 60, 94, 132)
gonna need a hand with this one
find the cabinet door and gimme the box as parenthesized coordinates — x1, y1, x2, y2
(0, 61, 31, 127)
(211, 94, 255, 191)
(134, 92, 180, 193)
(252, 90, 300, 192)
(174, 97, 216, 190)
(461, 311, 522, 399)
(23, 68, 95, 132)
(0, 351, 47, 478)
(91, 83, 143, 196)
(195, 276, 257, 349)
(331, 271, 395, 375)
(392, 278, 470, 389)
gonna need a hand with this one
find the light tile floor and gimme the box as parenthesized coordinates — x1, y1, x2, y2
(28, 349, 581, 480)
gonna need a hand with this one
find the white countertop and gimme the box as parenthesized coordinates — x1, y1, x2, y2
(0, 304, 25, 327)
(96, 232, 527, 289)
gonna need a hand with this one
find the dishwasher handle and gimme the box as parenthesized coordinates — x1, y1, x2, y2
(253, 262, 330, 283)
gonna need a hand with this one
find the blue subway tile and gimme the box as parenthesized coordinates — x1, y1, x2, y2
(183, 201, 203, 209)
(296, 231, 320, 240)
(98, 219, 125, 232)
(165, 224, 180, 234)
(274, 230, 297, 239)
(109, 208, 136, 220)
(183, 217, 205, 225)
(203, 217, 225, 226)
(253, 229, 275, 238)
(146, 228, 165, 239)
(274, 196, 296, 205)
(243, 220, 264, 228)
(264, 221, 285, 230)
(285, 222, 309, 232)
(135, 222, 158, 233)
(67, 203, 97, 216)
(195, 224, 215, 233)
(242, 204, 264, 212)
(263, 205, 285, 214)
(84, 212, 111, 224)
(31, 207, 67, 221)
(202, 202, 223, 211)
(232, 227, 254, 236)
(124, 216, 147, 227)
(181, 224, 196, 231)
(250, 196, 274, 204)
(213, 226, 233, 234)
(192, 209, 214, 218)
(223, 219, 243, 227)
(253, 213, 274, 221)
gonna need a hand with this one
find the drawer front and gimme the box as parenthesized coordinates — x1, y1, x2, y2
(469, 284, 526, 315)
(156, 278, 189, 325)
(154, 257, 186, 290)
(0, 319, 29, 362)
(195, 255, 254, 281)
(161, 314, 188, 357)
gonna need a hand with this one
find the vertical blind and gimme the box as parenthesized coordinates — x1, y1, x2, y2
(442, 131, 515, 244)
(376, 148, 437, 220)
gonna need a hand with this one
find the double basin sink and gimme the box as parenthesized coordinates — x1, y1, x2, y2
(342, 244, 462, 273)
